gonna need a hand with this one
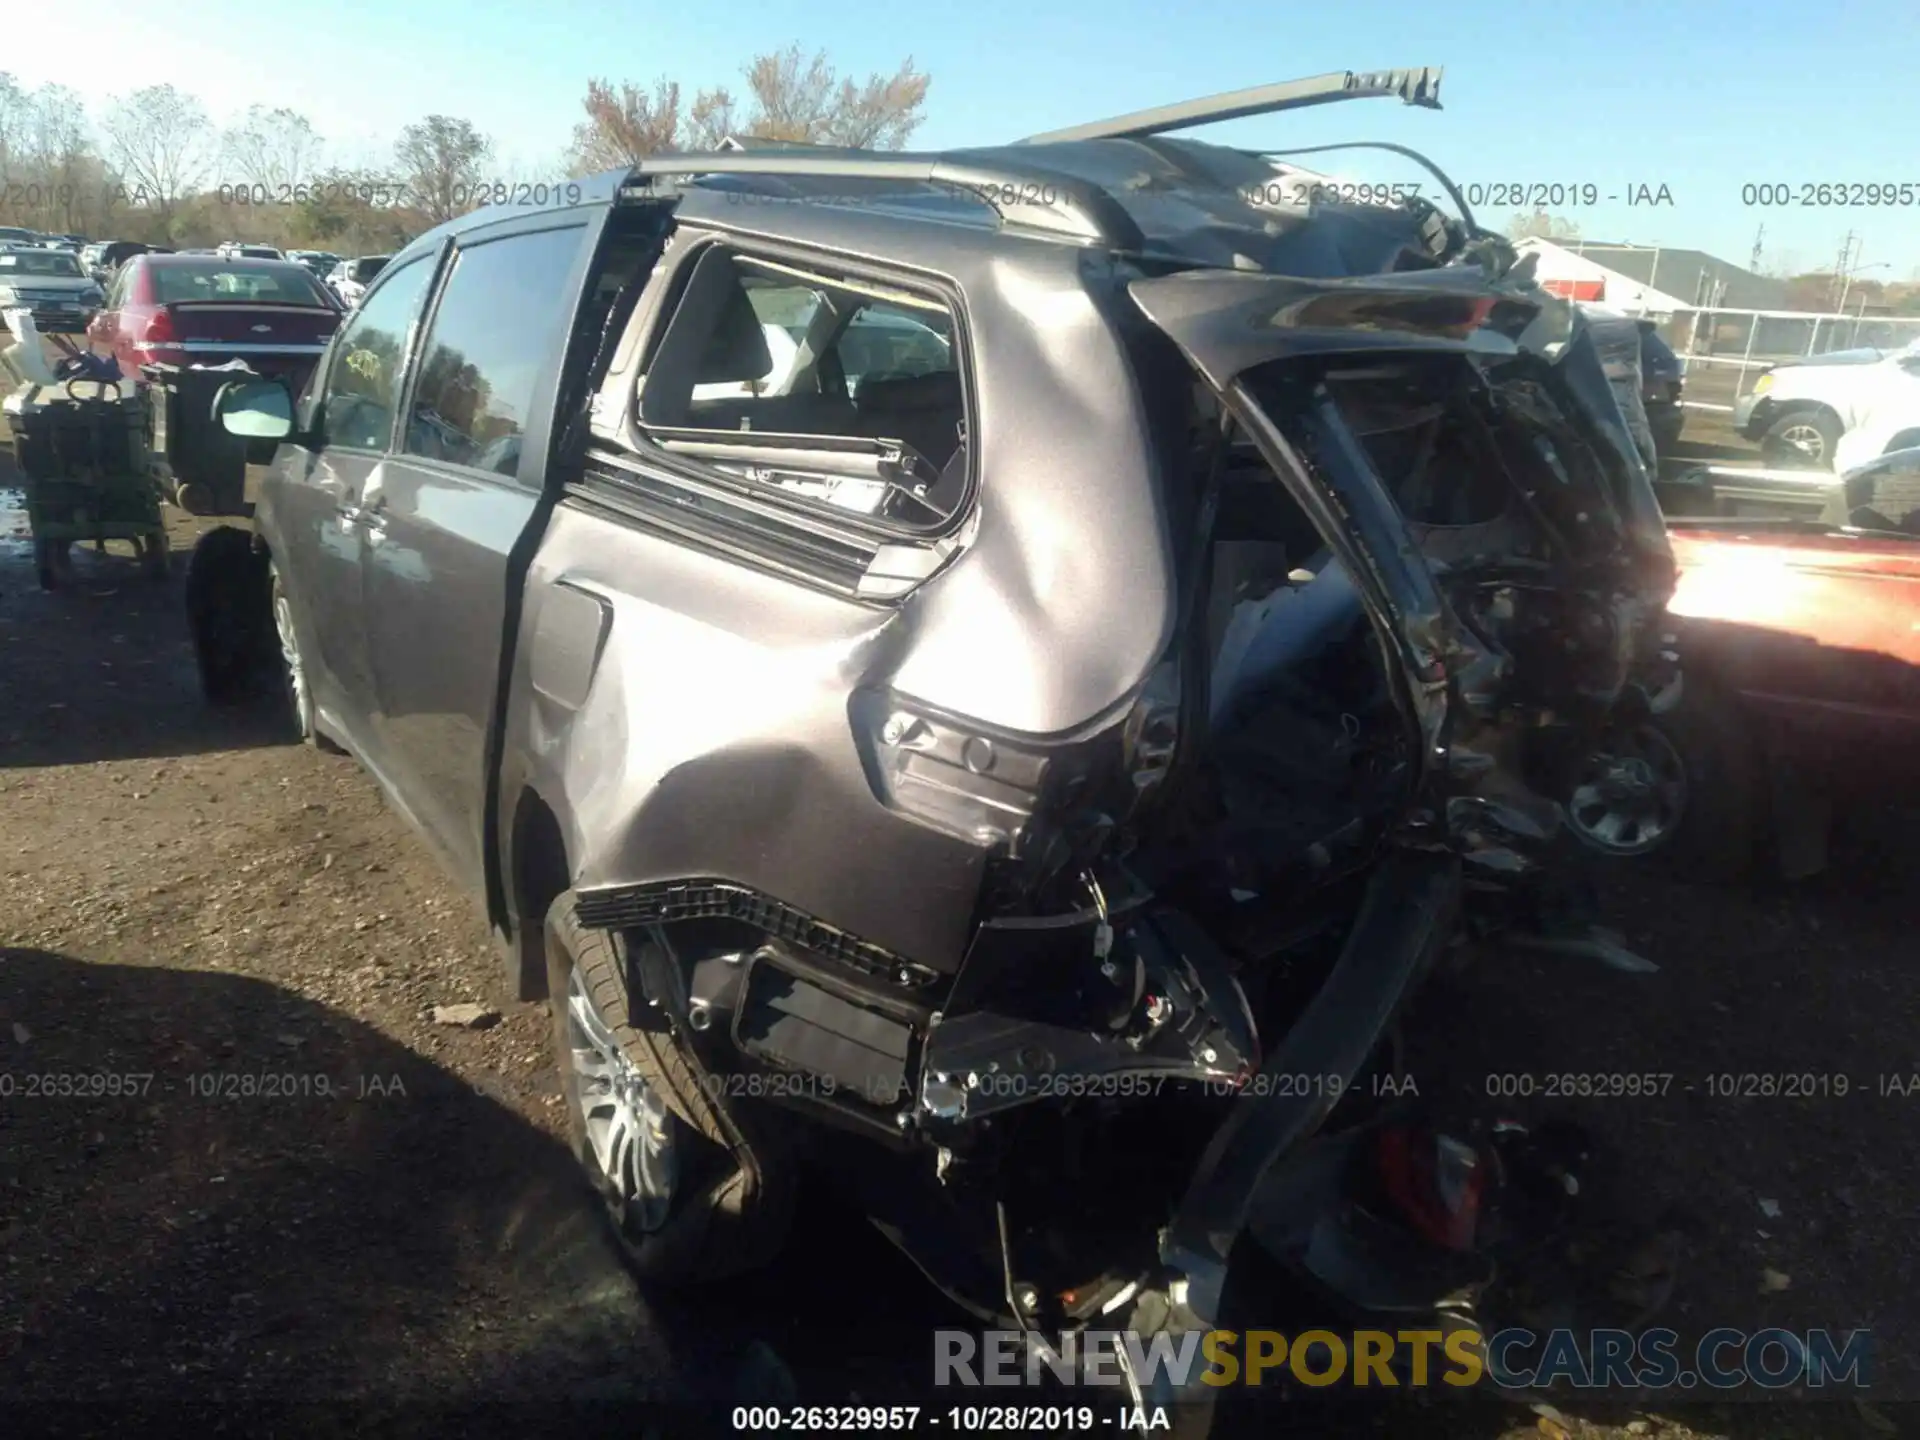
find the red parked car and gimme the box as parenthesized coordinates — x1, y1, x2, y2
(86, 253, 343, 391)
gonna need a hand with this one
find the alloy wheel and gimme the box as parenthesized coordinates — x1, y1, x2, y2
(1776, 422, 1828, 464)
(271, 579, 314, 737)
(1568, 724, 1688, 856)
(564, 965, 679, 1235)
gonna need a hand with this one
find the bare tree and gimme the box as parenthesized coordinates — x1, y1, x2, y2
(740, 45, 927, 148)
(0, 72, 30, 180)
(820, 60, 932, 149)
(566, 47, 928, 173)
(223, 106, 325, 194)
(1507, 209, 1581, 243)
(569, 79, 684, 173)
(394, 115, 492, 223)
(102, 84, 213, 222)
(18, 85, 103, 233)
(685, 89, 740, 151)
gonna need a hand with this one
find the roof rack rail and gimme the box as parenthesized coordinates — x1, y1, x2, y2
(619, 150, 1147, 250)
(1017, 67, 1443, 145)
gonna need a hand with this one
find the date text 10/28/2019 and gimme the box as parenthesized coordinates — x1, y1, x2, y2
(729, 1405, 1168, 1432)
(696, 1069, 1418, 1106)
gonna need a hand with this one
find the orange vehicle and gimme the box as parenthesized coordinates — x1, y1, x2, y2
(1571, 466, 1920, 881)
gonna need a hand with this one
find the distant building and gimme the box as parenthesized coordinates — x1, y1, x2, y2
(1514, 238, 1795, 314)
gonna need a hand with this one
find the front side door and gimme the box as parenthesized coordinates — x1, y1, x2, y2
(259, 248, 441, 754)
(361, 217, 598, 892)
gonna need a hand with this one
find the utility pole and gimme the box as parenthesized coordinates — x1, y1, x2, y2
(1750, 222, 1765, 273)
(1831, 231, 1859, 309)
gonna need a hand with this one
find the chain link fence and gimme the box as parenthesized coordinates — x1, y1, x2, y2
(1646, 308, 1920, 412)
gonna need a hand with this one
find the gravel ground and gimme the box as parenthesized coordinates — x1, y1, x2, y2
(0, 427, 1913, 1439)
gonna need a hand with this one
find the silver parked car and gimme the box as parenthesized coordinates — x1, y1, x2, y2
(191, 67, 1678, 1427)
(0, 245, 106, 333)
(325, 253, 389, 308)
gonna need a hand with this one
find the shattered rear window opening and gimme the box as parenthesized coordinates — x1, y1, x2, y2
(634, 246, 971, 532)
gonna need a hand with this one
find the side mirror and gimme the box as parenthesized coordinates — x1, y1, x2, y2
(214, 377, 294, 440)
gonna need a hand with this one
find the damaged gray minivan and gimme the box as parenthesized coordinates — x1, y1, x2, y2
(194, 67, 1678, 1418)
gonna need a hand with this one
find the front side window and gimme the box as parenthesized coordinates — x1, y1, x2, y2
(319, 253, 437, 452)
(636, 246, 969, 530)
(401, 225, 586, 478)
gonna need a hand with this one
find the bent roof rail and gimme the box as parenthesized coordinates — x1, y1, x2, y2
(1018, 67, 1443, 145)
(618, 150, 1148, 250)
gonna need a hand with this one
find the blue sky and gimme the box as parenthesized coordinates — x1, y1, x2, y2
(9, 0, 1919, 278)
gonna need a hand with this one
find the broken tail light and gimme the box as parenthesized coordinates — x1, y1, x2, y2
(849, 688, 1067, 856)
(850, 653, 1187, 867)
(1373, 1124, 1486, 1252)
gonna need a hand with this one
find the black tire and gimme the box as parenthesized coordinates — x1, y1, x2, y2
(1760, 408, 1841, 470)
(544, 892, 794, 1285)
(33, 538, 69, 591)
(1648, 406, 1684, 456)
(139, 530, 170, 582)
(185, 526, 271, 706)
(1650, 674, 1762, 883)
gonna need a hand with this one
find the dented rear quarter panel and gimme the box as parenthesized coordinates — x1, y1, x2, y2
(496, 201, 1181, 973)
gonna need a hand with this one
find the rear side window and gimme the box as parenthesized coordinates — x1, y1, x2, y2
(635, 245, 969, 531)
(401, 224, 585, 478)
(319, 253, 438, 452)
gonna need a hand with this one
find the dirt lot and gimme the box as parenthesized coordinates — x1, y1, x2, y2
(1, 419, 1914, 1439)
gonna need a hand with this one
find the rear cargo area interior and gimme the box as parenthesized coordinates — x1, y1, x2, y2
(1132, 374, 1410, 932)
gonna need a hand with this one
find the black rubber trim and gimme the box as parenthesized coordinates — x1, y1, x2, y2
(572, 878, 939, 989)
(1165, 850, 1461, 1275)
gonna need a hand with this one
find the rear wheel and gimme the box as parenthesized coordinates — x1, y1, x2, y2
(268, 562, 328, 746)
(32, 538, 70, 591)
(1761, 408, 1841, 469)
(1567, 723, 1688, 859)
(1569, 678, 1761, 883)
(187, 526, 269, 705)
(139, 530, 169, 582)
(544, 893, 794, 1285)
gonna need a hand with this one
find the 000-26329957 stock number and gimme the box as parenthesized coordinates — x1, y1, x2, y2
(213, 180, 586, 209)
(1742, 182, 1920, 207)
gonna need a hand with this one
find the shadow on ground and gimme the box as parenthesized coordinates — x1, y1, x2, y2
(0, 479, 286, 770)
(0, 948, 992, 1433)
(3, 947, 1902, 1439)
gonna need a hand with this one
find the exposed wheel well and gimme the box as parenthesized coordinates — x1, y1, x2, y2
(1884, 428, 1920, 455)
(1768, 400, 1841, 423)
(508, 789, 572, 1002)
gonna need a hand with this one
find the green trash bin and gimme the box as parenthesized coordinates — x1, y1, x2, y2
(141, 361, 251, 515)
(4, 378, 169, 589)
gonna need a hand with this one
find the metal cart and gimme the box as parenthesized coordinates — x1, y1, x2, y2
(4, 377, 169, 590)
